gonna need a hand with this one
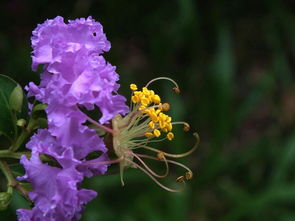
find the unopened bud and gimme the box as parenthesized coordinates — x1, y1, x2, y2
(16, 119, 26, 127)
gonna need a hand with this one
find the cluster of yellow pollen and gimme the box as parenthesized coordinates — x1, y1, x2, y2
(130, 84, 174, 141)
(108, 78, 198, 192)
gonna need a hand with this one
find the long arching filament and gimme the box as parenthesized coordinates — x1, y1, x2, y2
(128, 151, 169, 178)
(125, 158, 185, 192)
(140, 132, 199, 158)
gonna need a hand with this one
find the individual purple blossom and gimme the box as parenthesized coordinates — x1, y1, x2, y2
(31, 16, 110, 72)
(28, 16, 128, 125)
(17, 130, 101, 221)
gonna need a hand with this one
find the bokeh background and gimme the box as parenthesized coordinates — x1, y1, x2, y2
(1, 0, 295, 220)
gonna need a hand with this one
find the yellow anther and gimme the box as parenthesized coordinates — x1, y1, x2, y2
(176, 176, 185, 183)
(149, 112, 159, 122)
(141, 97, 150, 106)
(134, 91, 142, 96)
(183, 123, 190, 132)
(148, 121, 155, 129)
(139, 105, 147, 111)
(153, 129, 161, 137)
(156, 109, 161, 115)
(167, 123, 173, 131)
(148, 108, 156, 113)
(167, 132, 174, 141)
(159, 113, 169, 122)
(130, 84, 138, 91)
(131, 95, 139, 103)
(161, 103, 170, 111)
(173, 87, 180, 94)
(157, 152, 165, 161)
(142, 87, 150, 95)
(185, 171, 193, 180)
(145, 132, 154, 138)
(147, 108, 154, 115)
(158, 113, 165, 120)
(152, 95, 161, 104)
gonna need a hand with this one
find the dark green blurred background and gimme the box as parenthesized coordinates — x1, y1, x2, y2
(1, 0, 295, 220)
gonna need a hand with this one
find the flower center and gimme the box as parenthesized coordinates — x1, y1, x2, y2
(110, 77, 198, 192)
(83, 77, 199, 192)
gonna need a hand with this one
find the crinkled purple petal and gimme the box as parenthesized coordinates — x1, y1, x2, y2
(31, 16, 110, 71)
(17, 130, 101, 221)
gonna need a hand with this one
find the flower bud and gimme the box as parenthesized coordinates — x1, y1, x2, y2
(16, 119, 26, 127)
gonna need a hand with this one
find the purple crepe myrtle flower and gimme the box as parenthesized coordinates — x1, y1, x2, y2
(18, 16, 129, 220)
(17, 130, 103, 221)
(25, 15, 128, 168)
(27, 16, 128, 126)
(25, 15, 128, 175)
(31, 16, 110, 72)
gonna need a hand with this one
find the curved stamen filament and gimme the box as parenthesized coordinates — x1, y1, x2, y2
(79, 110, 115, 134)
(86, 116, 115, 134)
(77, 105, 115, 134)
(172, 121, 190, 127)
(83, 157, 124, 166)
(172, 121, 190, 132)
(145, 77, 179, 90)
(128, 151, 169, 178)
(135, 153, 193, 175)
(141, 132, 199, 158)
(125, 158, 184, 192)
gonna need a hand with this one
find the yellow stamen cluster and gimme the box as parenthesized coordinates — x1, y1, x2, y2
(110, 78, 197, 192)
(132, 87, 161, 107)
(130, 84, 174, 140)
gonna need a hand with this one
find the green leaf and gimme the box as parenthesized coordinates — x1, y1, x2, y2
(0, 192, 12, 211)
(9, 84, 23, 112)
(0, 75, 18, 139)
(0, 74, 27, 140)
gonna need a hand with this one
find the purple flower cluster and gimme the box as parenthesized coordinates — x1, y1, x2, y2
(17, 16, 128, 220)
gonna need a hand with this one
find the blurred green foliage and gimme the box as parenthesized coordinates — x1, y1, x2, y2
(1, 0, 295, 220)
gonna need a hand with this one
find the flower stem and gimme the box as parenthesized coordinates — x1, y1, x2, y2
(9, 117, 37, 152)
(0, 150, 30, 159)
(0, 160, 29, 199)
